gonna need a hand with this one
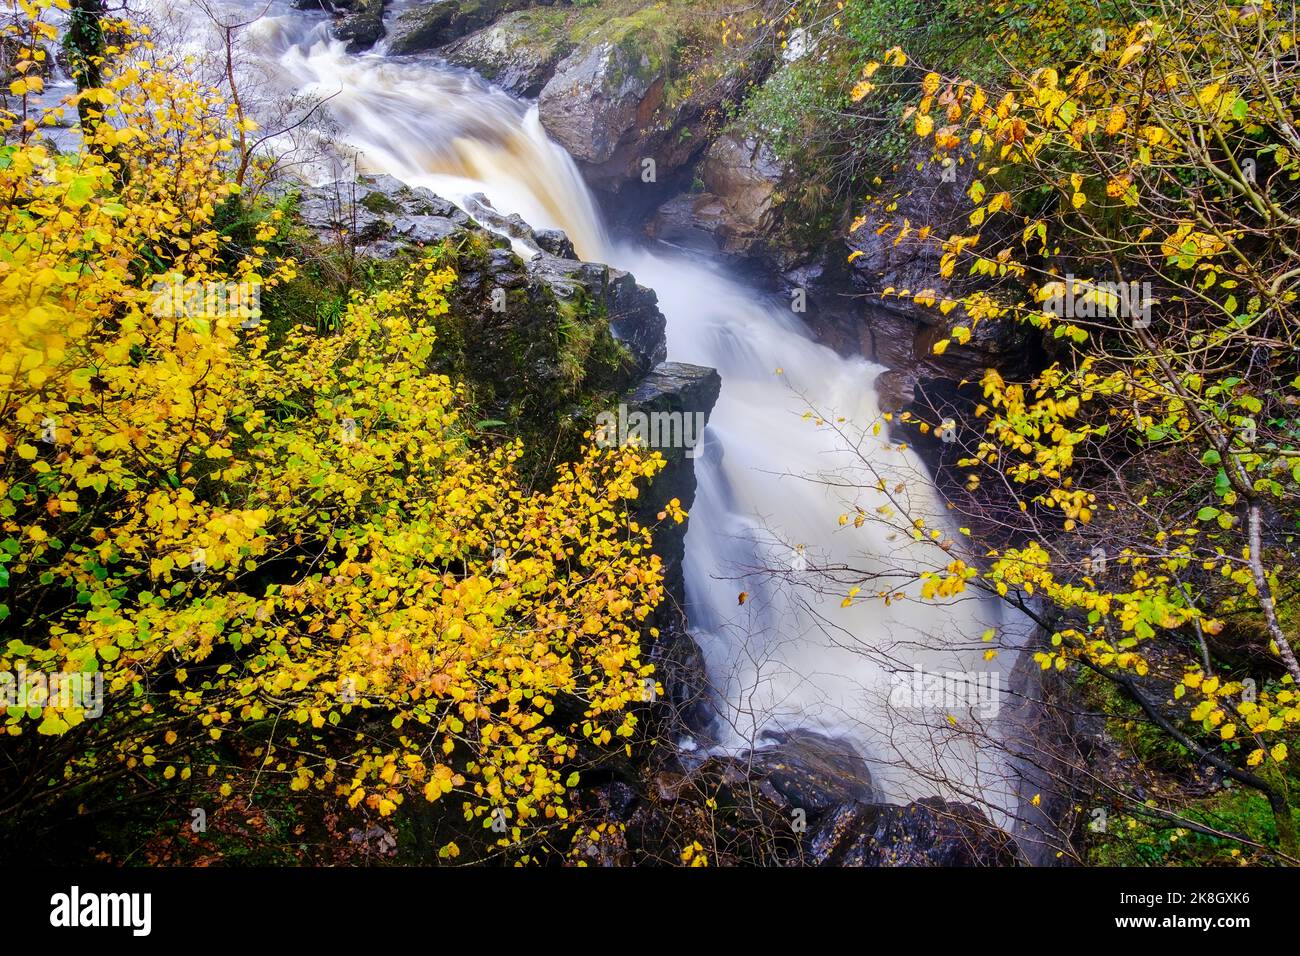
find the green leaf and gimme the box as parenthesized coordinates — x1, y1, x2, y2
(1197, 506, 1219, 521)
(37, 714, 70, 735)
(66, 174, 96, 207)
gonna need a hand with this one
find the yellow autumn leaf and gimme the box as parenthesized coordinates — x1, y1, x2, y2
(1117, 42, 1145, 67)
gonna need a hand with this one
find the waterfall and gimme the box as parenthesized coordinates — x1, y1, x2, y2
(140, 0, 1026, 820)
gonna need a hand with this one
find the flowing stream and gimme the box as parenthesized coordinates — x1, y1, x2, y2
(141, 0, 1027, 820)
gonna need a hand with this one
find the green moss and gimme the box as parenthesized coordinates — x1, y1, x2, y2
(1074, 667, 1300, 865)
(555, 292, 630, 392)
(727, 0, 1000, 223)
(358, 190, 402, 215)
(1088, 784, 1295, 867)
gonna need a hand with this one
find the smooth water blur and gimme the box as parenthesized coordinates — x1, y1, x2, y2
(142, 0, 1024, 816)
(616, 247, 1021, 808)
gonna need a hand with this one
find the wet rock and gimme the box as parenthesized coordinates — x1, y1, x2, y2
(632, 731, 876, 866)
(385, 0, 530, 56)
(537, 14, 770, 195)
(330, 0, 388, 52)
(528, 254, 665, 374)
(533, 228, 576, 259)
(618, 362, 721, 604)
(873, 367, 918, 414)
(462, 193, 545, 253)
(293, 174, 470, 251)
(845, 156, 973, 306)
(677, 731, 875, 817)
(646, 133, 811, 274)
(644, 192, 727, 255)
(388, 214, 464, 246)
(440, 10, 576, 97)
(743, 731, 876, 813)
(539, 40, 655, 166)
(809, 797, 1019, 866)
(648, 610, 713, 736)
(699, 134, 786, 253)
(846, 144, 1036, 385)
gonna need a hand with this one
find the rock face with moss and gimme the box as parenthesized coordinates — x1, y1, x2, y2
(536, 3, 764, 194)
(620, 362, 719, 604)
(618, 362, 720, 739)
(647, 133, 804, 269)
(286, 175, 672, 457)
(440, 9, 576, 97)
(383, 0, 532, 56)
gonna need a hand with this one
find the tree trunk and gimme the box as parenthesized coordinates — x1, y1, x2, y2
(64, 0, 106, 130)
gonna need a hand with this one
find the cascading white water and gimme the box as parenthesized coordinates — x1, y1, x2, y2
(141, 0, 1025, 819)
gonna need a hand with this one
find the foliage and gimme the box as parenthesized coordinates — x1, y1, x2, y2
(848, 0, 1300, 855)
(725, 0, 1000, 216)
(0, 0, 677, 860)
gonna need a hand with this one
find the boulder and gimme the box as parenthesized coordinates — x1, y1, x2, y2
(809, 797, 1020, 866)
(329, 0, 388, 53)
(646, 133, 813, 275)
(533, 228, 576, 259)
(440, 10, 576, 97)
(742, 731, 876, 813)
(618, 362, 720, 597)
(384, 0, 531, 56)
(539, 40, 655, 166)
(537, 10, 769, 195)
